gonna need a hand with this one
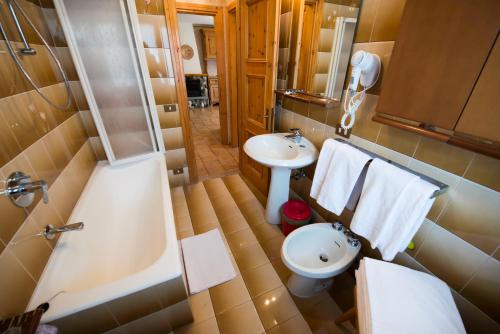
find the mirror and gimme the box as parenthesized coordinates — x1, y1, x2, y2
(277, 0, 361, 100)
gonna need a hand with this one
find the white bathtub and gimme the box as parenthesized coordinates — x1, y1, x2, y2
(27, 154, 183, 323)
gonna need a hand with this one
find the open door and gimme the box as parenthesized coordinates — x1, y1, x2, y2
(239, 0, 280, 194)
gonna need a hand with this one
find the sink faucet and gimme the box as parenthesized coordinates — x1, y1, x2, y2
(43, 223, 84, 240)
(285, 128, 303, 143)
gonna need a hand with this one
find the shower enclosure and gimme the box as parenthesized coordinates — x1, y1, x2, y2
(54, 0, 164, 164)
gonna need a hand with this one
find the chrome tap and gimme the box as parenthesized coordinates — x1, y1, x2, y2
(43, 223, 84, 240)
(285, 128, 303, 143)
(0, 171, 48, 207)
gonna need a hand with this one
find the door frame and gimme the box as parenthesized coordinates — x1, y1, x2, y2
(167, 2, 230, 145)
(225, 0, 239, 147)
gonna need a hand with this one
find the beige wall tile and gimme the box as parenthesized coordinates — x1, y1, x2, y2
(461, 252, 500, 321)
(0, 107, 22, 166)
(0, 249, 37, 318)
(144, 48, 169, 78)
(349, 94, 381, 142)
(30, 199, 63, 247)
(163, 127, 185, 150)
(8, 217, 52, 281)
(318, 29, 335, 52)
(452, 289, 500, 333)
(158, 106, 180, 128)
(79, 110, 98, 137)
(355, 0, 378, 42)
(404, 219, 435, 258)
(414, 137, 474, 176)
(24, 139, 58, 187)
(135, 0, 165, 15)
(165, 148, 187, 170)
(416, 224, 489, 291)
(42, 124, 73, 172)
(138, 14, 170, 48)
(105, 305, 173, 334)
(60, 113, 88, 156)
(376, 125, 420, 156)
(304, 117, 326, 149)
(370, 0, 406, 42)
(151, 78, 178, 105)
(463, 153, 500, 192)
(437, 179, 500, 255)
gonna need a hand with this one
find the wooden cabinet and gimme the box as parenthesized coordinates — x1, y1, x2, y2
(201, 28, 217, 59)
(208, 76, 219, 105)
(374, 0, 500, 158)
(455, 36, 500, 144)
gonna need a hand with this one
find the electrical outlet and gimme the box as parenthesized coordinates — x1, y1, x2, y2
(335, 123, 352, 138)
(164, 104, 177, 112)
(173, 168, 184, 175)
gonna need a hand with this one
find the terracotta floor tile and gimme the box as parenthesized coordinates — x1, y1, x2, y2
(189, 106, 239, 181)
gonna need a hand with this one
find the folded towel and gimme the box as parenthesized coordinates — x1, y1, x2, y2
(312, 142, 371, 215)
(180, 229, 236, 294)
(350, 159, 439, 261)
(356, 257, 466, 334)
(310, 139, 340, 198)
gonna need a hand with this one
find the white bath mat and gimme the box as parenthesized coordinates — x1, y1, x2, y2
(180, 229, 237, 294)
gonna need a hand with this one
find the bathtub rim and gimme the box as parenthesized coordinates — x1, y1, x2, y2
(27, 153, 183, 323)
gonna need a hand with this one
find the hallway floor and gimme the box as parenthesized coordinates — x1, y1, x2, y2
(190, 106, 239, 181)
(171, 175, 355, 334)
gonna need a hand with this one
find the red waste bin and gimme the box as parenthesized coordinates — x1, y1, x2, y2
(280, 200, 312, 236)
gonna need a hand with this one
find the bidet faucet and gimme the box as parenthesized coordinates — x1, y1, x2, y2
(285, 128, 303, 143)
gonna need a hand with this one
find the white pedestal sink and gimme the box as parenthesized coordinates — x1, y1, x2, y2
(243, 133, 319, 224)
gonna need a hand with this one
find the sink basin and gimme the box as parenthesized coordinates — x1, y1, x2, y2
(243, 133, 318, 224)
(243, 133, 318, 169)
(281, 223, 360, 297)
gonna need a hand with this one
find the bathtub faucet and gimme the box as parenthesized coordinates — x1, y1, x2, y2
(43, 223, 84, 240)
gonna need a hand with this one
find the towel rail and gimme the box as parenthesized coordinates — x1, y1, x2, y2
(334, 138, 449, 199)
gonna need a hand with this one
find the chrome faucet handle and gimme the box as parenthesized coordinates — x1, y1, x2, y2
(289, 128, 302, 136)
(40, 180, 49, 204)
(1, 171, 49, 207)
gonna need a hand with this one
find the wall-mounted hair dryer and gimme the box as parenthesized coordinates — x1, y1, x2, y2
(341, 50, 381, 130)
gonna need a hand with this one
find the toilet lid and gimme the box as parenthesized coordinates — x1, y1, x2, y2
(282, 200, 312, 221)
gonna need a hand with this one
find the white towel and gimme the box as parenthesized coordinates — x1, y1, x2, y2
(312, 142, 371, 215)
(356, 257, 466, 334)
(310, 139, 340, 198)
(350, 159, 439, 261)
(180, 229, 236, 294)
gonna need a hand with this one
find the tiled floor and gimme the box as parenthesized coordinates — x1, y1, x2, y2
(171, 174, 355, 334)
(190, 106, 239, 181)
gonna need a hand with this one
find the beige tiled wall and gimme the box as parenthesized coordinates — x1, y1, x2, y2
(135, 0, 189, 186)
(0, 0, 96, 318)
(277, 0, 500, 331)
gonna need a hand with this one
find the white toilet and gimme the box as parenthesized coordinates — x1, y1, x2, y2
(281, 222, 361, 298)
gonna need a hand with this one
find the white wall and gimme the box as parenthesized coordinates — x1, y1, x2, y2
(177, 14, 215, 74)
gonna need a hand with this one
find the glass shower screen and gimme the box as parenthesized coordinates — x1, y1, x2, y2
(56, 0, 160, 162)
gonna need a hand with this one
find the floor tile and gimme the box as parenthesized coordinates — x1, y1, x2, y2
(253, 286, 300, 330)
(216, 301, 264, 334)
(241, 263, 283, 299)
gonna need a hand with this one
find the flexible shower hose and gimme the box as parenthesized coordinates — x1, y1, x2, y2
(0, 0, 72, 110)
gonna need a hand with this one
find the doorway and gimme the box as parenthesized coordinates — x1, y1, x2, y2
(171, 3, 239, 182)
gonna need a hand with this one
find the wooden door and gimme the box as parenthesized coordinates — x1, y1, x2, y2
(239, 0, 280, 194)
(226, 3, 239, 146)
